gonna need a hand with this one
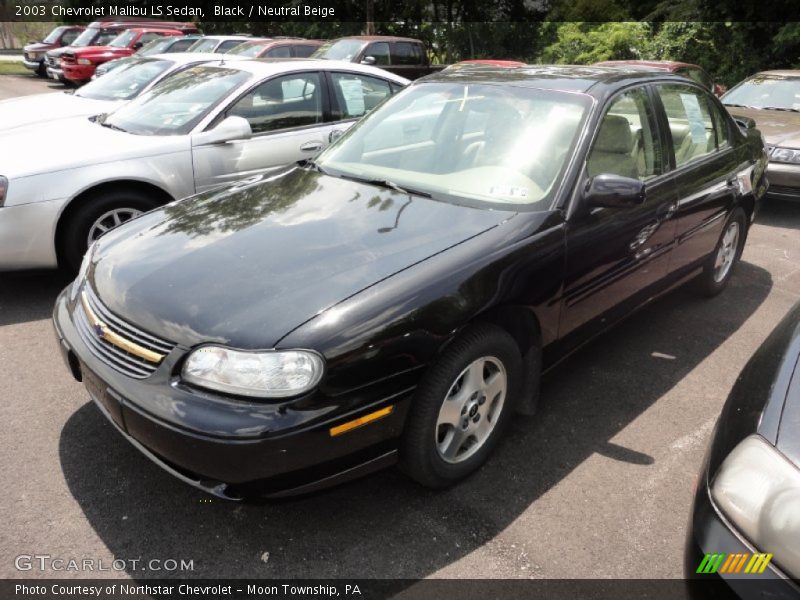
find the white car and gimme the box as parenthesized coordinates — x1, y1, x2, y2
(0, 59, 408, 270)
(0, 53, 235, 132)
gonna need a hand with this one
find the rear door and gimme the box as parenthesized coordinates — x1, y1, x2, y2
(652, 82, 740, 276)
(560, 85, 679, 338)
(192, 70, 334, 192)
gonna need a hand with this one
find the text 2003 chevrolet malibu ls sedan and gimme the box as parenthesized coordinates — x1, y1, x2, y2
(54, 66, 767, 499)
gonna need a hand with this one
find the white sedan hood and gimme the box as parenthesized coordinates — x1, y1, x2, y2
(0, 116, 189, 179)
(0, 92, 118, 132)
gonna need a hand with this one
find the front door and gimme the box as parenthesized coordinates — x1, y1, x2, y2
(191, 71, 334, 192)
(560, 85, 679, 339)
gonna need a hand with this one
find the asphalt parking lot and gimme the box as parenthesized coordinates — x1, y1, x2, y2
(0, 71, 799, 584)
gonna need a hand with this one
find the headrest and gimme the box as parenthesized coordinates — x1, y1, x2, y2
(594, 115, 633, 154)
(259, 81, 284, 103)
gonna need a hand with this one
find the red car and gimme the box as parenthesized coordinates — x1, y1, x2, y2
(456, 59, 526, 68)
(23, 25, 85, 77)
(61, 28, 188, 84)
(593, 60, 726, 96)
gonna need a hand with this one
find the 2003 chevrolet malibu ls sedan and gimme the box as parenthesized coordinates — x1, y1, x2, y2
(54, 65, 768, 499)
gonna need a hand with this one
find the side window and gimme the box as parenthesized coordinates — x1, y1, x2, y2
(364, 42, 390, 66)
(709, 101, 730, 148)
(62, 30, 80, 45)
(139, 33, 164, 44)
(331, 72, 392, 119)
(95, 32, 118, 46)
(265, 46, 291, 58)
(390, 82, 405, 94)
(227, 72, 323, 134)
(216, 40, 241, 53)
(391, 42, 421, 66)
(293, 44, 317, 58)
(656, 84, 717, 168)
(169, 39, 195, 52)
(587, 87, 663, 181)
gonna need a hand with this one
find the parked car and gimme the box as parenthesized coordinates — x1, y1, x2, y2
(94, 35, 202, 78)
(0, 53, 232, 132)
(0, 60, 408, 271)
(23, 25, 85, 77)
(186, 35, 254, 54)
(52, 65, 766, 500)
(594, 60, 726, 96)
(61, 28, 187, 85)
(226, 38, 324, 59)
(312, 35, 447, 79)
(45, 19, 199, 83)
(686, 300, 800, 598)
(723, 70, 800, 203)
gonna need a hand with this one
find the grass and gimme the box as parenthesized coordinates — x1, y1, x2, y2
(0, 62, 30, 76)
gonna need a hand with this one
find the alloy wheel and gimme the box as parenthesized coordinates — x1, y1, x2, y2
(87, 208, 142, 246)
(713, 221, 740, 283)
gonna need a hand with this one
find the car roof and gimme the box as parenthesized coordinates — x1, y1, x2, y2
(179, 57, 410, 84)
(148, 52, 249, 64)
(594, 59, 702, 71)
(333, 35, 420, 43)
(753, 70, 800, 78)
(419, 64, 704, 96)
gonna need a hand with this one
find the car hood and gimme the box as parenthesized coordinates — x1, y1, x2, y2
(90, 167, 516, 349)
(0, 93, 117, 132)
(0, 117, 187, 179)
(727, 106, 800, 148)
(24, 42, 54, 52)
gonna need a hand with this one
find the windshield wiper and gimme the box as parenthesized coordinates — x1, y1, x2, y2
(338, 173, 432, 198)
(723, 103, 757, 109)
(761, 106, 800, 112)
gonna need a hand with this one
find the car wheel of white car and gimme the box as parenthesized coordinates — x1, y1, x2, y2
(61, 189, 160, 272)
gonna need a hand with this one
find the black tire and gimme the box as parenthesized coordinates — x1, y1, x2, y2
(694, 207, 747, 297)
(60, 189, 160, 272)
(36, 62, 47, 77)
(399, 323, 524, 489)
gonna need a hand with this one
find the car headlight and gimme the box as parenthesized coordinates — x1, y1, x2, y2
(0, 176, 7, 207)
(77, 58, 92, 65)
(711, 435, 800, 578)
(182, 346, 325, 398)
(769, 147, 800, 164)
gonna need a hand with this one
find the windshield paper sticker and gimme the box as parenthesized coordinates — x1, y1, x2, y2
(679, 93, 709, 144)
(489, 184, 528, 199)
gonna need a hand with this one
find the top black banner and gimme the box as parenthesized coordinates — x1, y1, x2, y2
(4, 0, 800, 22)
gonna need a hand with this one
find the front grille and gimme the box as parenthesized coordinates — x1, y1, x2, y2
(47, 56, 59, 68)
(75, 286, 175, 379)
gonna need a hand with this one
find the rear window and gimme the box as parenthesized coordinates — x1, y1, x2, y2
(391, 42, 423, 66)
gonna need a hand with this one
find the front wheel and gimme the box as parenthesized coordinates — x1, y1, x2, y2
(399, 324, 523, 489)
(694, 207, 747, 297)
(60, 189, 160, 272)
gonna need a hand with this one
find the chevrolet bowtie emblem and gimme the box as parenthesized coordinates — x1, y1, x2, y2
(93, 323, 104, 338)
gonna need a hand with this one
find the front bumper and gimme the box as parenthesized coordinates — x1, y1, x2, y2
(62, 63, 95, 83)
(765, 162, 800, 202)
(685, 470, 800, 599)
(23, 58, 42, 71)
(46, 66, 66, 81)
(52, 287, 415, 499)
(0, 201, 63, 269)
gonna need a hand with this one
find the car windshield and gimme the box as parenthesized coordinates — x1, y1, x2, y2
(226, 42, 267, 57)
(71, 28, 101, 47)
(723, 75, 800, 111)
(139, 38, 172, 55)
(42, 27, 68, 44)
(76, 58, 174, 101)
(317, 83, 590, 209)
(311, 39, 365, 61)
(103, 65, 249, 135)
(187, 38, 219, 53)
(109, 30, 137, 48)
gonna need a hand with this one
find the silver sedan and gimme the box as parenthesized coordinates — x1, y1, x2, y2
(0, 59, 408, 270)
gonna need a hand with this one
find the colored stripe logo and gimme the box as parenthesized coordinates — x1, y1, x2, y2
(697, 553, 773, 574)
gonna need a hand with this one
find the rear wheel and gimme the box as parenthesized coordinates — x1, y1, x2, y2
(60, 189, 159, 272)
(399, 324, 523, 488)
(694, 207, 746, 297)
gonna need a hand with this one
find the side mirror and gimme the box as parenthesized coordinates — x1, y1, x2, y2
(360, 56, 376, 66)
(329, 129, 344, 143)
(132, 41, 143, 50)
(192, 116, 252, 146)
(733, 116, 756, 131)
(584, 174, 645, 209)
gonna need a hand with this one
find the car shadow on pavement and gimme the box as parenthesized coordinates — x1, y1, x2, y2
(755, 198, 800, 231)
(58, 261, 772, 580)
(0, 270, 72, 326)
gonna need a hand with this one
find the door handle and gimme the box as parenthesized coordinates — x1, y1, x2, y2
(726, 175, 738, 189)
(657, 202, 677, 221)
(300, 141, 323, 152)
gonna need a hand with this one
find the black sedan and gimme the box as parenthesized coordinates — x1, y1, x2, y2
(686, 301, 800, 598)
(53, 65, 768, 499)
